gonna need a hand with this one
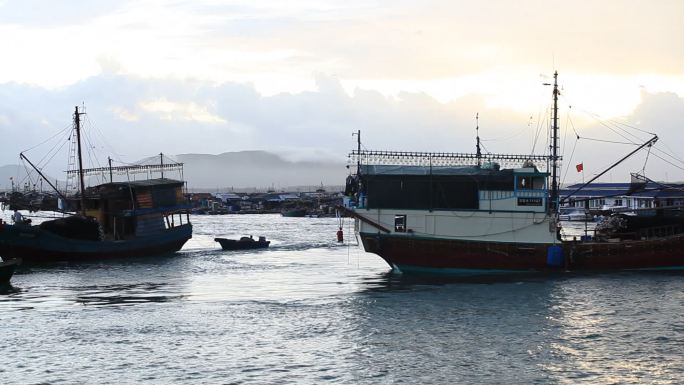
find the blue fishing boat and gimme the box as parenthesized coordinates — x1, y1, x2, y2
(0, 106, 192, 265)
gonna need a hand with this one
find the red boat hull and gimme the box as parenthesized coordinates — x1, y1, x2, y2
(360, 232, 684, 273)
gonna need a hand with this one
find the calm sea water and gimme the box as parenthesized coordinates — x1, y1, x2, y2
(1, 212, 683, 384)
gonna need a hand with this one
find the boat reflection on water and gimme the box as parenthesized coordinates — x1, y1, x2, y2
(347, 268, 684, 383)
(73, 282, 183, 307)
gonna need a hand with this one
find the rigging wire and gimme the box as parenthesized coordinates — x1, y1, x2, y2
(480, 117, 533, 143)
(561, 135, 579, 187)
(16, 124, 72, 188)
(604, 116, 657, 136)
(573, 101, 684, 168)
(33, 125, 72, 169)
(577, 137, 640, 146)
(561, 109, 569, 161)
(649, 152, 684, 173)
(40, 137, 71, 172)
(559, 94, 684, 180)
(530, 107, 548, 155)
(82, 122, 101, 168)
(642, 142, 653, 174)
(19, 123, 72, 154)
(85, 114, 125, 163)
(653, 141, 684, 165)
(567, 113, 581, 138)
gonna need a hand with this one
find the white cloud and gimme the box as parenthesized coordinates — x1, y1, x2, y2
(139, 98, 227, 124)
(1, 1, 683, 184)
(110, 106, 139, 122)
(0, 72, 683, 185)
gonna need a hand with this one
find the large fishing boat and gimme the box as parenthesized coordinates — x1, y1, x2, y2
(0, 107, 192, 265)
(343, 72, 684, 274)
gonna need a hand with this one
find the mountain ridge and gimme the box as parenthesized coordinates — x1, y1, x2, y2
(0, 151, 348, 190)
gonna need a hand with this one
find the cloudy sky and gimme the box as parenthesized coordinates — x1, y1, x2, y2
(1, 0, 683, 185)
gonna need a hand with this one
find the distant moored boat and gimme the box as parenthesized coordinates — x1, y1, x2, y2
(281, 208, 307, 217)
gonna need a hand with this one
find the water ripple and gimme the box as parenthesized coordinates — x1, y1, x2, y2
(0, 214, 682, 384)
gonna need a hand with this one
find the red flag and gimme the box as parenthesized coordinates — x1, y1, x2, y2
(576, 163, 584, 172)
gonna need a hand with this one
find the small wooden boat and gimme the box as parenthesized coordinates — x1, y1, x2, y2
(215, 236, 270, 250)
(0, 258, 21, 285)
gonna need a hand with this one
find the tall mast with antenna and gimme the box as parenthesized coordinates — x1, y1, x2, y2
(476, 113, 482, 167)
(550, 71, 560, 213)
(74, 106, 87, 216)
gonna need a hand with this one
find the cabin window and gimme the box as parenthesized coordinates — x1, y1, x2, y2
(614, 199, 622, 206)
(517, 176, 532, 190)
(516, 176, 545, 190)
(394, 215, 407, 232)
(365, 175, 479, 210)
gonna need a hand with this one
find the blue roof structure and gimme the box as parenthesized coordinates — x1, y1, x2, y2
(561, 183, 684, 199)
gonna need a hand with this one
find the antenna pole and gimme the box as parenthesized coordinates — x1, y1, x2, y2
(476, 113, 482, 167)
(108, 157, 113, 183)
(352, 130, 361, 175)
(550, 71, 560, 213)
(75, 106, 87, 216)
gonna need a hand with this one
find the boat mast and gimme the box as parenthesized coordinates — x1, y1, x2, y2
(108, 157, 113, 183)
(74, 106, 87, 216)
(550, 71, 560, 213)
(353, 130, 361, 175)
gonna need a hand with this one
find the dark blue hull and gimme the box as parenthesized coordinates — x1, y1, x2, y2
(0, 223, 192, 265)
(214, 237, 270, 250)
(0, 258, 20, 284)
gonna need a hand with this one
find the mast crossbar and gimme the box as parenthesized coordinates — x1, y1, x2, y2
(66, 163, 184, 177)
(350, 150, 555, 170)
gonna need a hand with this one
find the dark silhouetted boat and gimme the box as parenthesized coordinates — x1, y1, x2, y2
(0, 107, 192, 265)
(281, 208, 307, 217)
(0, 258, 20, 285)
(215, 236, 270, 250)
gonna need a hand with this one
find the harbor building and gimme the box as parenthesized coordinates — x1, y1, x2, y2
(560, 182, 684, 213)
